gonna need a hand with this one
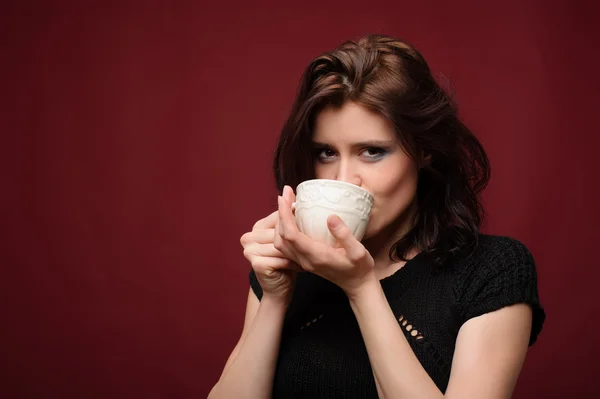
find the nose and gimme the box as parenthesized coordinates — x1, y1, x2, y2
(336, 159, 362, 187)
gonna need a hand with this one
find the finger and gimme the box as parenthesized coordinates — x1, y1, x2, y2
(283, 185, 296, 204)
(277, 194, 330, 267)
(253, 210, 279, 230)
(244, 243, 287, 258)
(277, 195, 301, 242)
(251, 256, 294, 271)
(241, 229, 277, 246)
(274, 197, 304, 264)
(284, 185, 297, 215)
(327, 214, 370, 262)
(274, 207, 290, 256)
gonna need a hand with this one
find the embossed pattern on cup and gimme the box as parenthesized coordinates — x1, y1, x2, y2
(294, 179, 374, 247)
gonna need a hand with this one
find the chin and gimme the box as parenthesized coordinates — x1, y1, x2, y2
(362, 221, 381, 240)
(360, 213, 403, 241)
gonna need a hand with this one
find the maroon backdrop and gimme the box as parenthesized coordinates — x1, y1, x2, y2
(2, 1, 599, 398)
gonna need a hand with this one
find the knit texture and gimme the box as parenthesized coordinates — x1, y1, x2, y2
(248, 234, 546, 398)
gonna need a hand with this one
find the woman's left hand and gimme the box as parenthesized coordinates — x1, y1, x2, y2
(274, 185, 377, 298)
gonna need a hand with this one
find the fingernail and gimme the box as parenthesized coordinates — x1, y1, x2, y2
(283, 185, 290, 196)
(328, 215, 341, 228)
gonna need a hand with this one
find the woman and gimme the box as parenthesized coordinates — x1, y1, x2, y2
(208, 34, 545, 398)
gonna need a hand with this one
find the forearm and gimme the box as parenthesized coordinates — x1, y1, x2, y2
(208, 296, 286, 399)
(348, 281, 444, 399)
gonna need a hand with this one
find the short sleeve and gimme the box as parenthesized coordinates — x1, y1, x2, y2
(456, 236, 546, 346)
(249, 269, 263, 300)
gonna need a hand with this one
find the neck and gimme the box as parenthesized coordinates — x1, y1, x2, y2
(362, 200, 419, 270)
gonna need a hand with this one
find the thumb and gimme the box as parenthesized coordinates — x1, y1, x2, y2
(328, 215, 370, 262)
(327, 214, 354, 248)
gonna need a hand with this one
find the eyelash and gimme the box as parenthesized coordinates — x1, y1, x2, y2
(314, 147, 388, 162)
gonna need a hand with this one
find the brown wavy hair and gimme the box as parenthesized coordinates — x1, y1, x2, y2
(273, 34, 491, 266)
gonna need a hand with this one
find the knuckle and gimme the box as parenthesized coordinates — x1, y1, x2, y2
(262, 268, 276, 279)
(314, 255, 327, 267)
(278, 228, 287, 240)
(285, 231, 297, 242)
(352, 248, 368, 262)
(279, 228, 296, 243)
(308, 250, 326, 267)
(252, 254, 270, 267)
(240, 232, 250, 246)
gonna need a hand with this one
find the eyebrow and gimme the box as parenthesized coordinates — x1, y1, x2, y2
(311, 139, 397, 148)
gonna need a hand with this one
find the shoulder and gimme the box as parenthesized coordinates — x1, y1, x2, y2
(471, 234, 533, 262)
(452, 234, 546, 345)
(453, 234, 536, 282)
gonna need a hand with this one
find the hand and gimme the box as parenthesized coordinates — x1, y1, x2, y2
(240, 205, 301, 304)
(274, 185, 377, 298)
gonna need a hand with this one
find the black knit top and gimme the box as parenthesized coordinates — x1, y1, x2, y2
(248, 234, 546, 398)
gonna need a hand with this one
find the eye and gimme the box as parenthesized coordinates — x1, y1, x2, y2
(315, 147, 337, 162)
(361, 147, 388, 160)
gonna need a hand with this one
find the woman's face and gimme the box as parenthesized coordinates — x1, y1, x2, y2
(311, 102, 419, 239)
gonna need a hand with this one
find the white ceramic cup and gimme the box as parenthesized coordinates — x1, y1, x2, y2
(291, 179, 374, 247)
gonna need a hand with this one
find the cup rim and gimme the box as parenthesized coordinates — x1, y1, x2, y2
(296, 179, 374, 199)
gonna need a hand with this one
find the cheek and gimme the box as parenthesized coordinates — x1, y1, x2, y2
(314, 163, 332, 180)
(364, 162, 419, 234)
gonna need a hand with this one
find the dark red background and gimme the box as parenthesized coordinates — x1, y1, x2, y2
(2, 1, 599, 398)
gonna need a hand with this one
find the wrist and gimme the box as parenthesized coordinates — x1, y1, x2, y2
(261, 293, 293, 309)
(345, 275, 381, 304)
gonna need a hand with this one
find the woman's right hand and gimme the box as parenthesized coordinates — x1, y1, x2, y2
(240, 203, 301, 304)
